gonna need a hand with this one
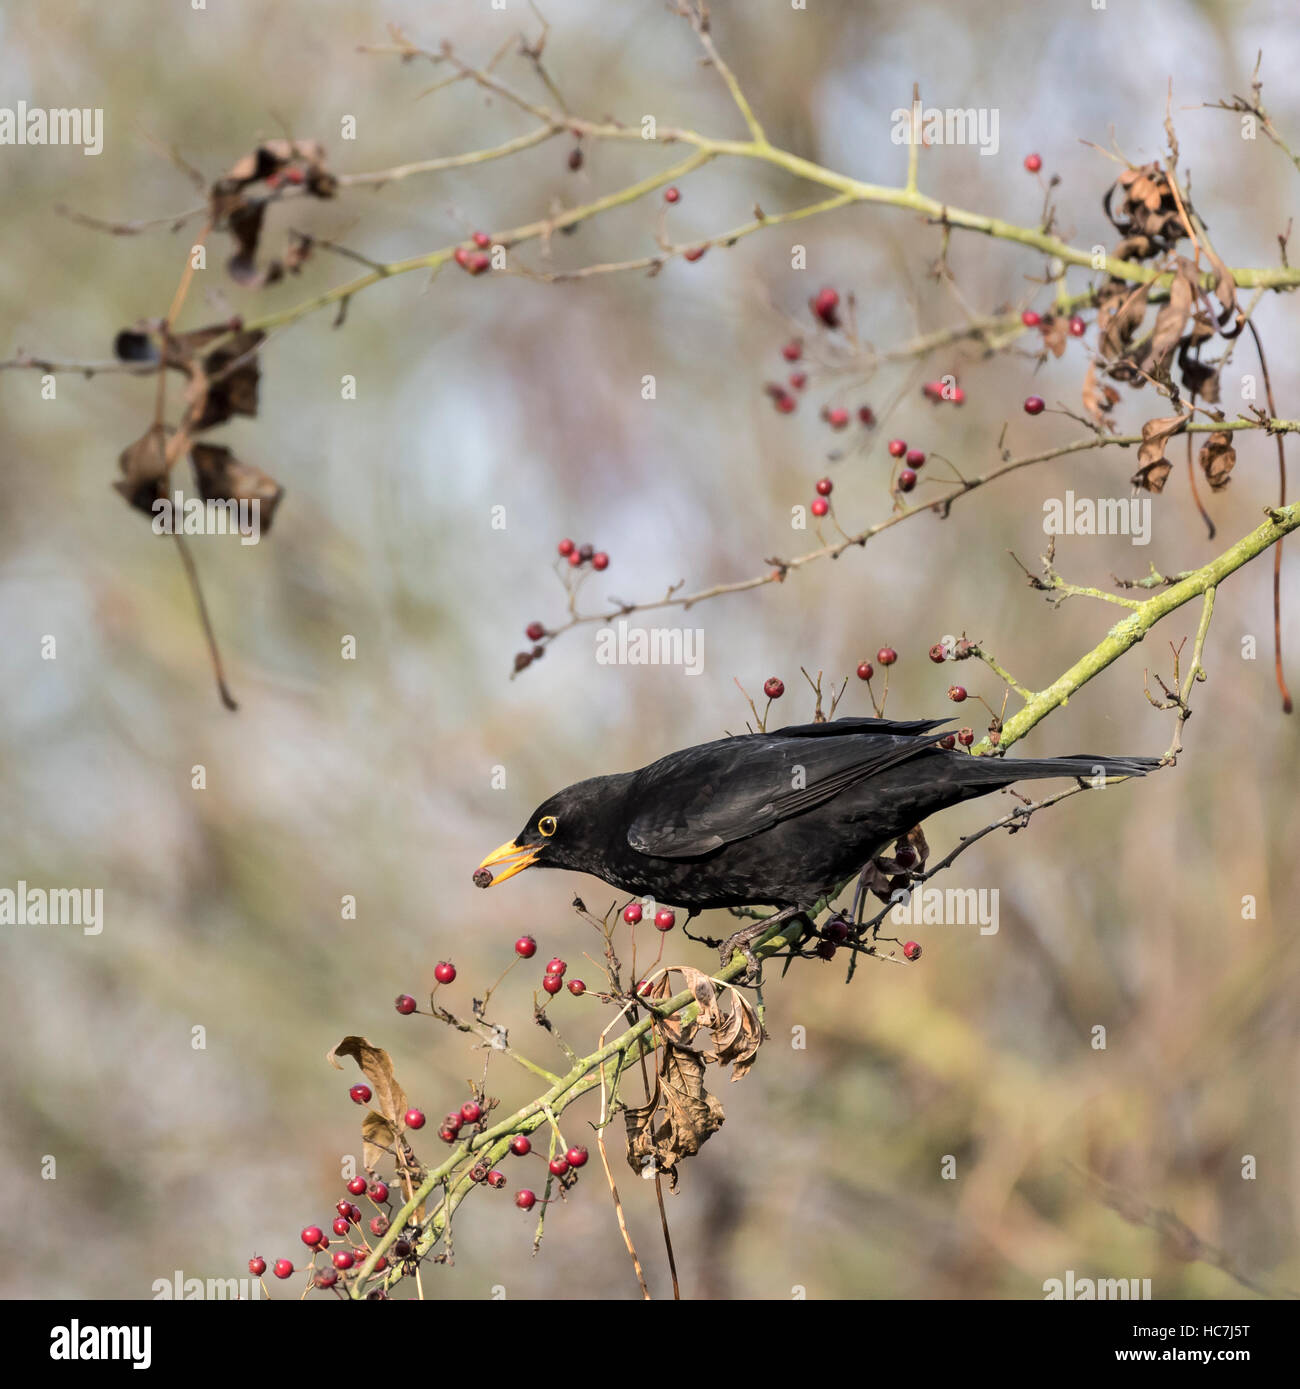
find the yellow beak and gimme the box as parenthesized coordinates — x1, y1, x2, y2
(476, 839, 542, 886)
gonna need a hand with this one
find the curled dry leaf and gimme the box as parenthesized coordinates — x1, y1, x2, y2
(185, 330, 264, 431)
(1199, 431, 1236, 490)
(191, 443, 284, 531)
(623, 1043, 725, 1190)
(1136, 260, 1196, 381)
(327, 1035, 409, 1128)
(114, 424, 174, 514)
(657, 966, 766, 1080)
(1130, 413, 1186, 494)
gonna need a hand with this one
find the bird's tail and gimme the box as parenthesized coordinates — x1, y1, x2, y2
(957, 752, 1161, 784)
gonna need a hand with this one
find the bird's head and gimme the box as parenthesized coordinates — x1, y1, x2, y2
(474, 778, 617, 888)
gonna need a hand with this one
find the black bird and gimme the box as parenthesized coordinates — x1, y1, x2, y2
(475, 716, 1157, 914)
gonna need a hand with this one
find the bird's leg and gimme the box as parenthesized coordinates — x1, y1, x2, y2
(718, 905, 804, 985)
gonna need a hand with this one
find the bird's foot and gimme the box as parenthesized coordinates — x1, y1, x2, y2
(718, 907, 802, 985)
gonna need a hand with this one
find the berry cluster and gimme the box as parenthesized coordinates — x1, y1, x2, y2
(453, 232, 493, 276)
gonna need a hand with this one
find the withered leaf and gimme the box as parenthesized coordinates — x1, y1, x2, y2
(1199, 430, 1236, 490)
(623, 1043, 724, 1190)
(191, 444, 284, 531)
(700, 988, 764, 1082)
(328, 1036, 409, 1127)
(361, 1111, 399, 1175)
(1131, 459, 1173, 493)
(1137, 261, 1195, 378)
(1178, 344, 1220, 404)
(188, 331, 264, 430)
(1138, 413, 1188, 465)
(1040, 314, 1067, 360)
(1082, 360, 1121, 427)
(1098, 283, 1150, 361)
(114, 424, 174, 514)
(657, 966, 722, 1047)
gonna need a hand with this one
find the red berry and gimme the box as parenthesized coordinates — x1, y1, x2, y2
(336, 1200, 352, 1217)
(897, 468, 918, 492)
(394, 994, 417, 1015)
(566, 1145, 589, 1168)
(683, 246, 707, 262)
(369, 1216, 389, 1238)
(929, 643, 947, 663)
(811, 287, 840, 326)
(623, 903, 643, 925)
(939, 734, 956, 749)
(438, 1125, 458, 1143)
(525, 621, 545, 642)
(591, 552, 610, 571)
(815, 477, 833, 496)
(664, 186, 680, 203)
(542, 973, 563, 994)
(473, 230, 491, 249)
(349, 1083, 371, 1106)
(654, 908, 676, 932)
(372, 1256, 388, 1273)
(958, 728, 975, 746)
(826, 406, 850, 430)
(951, 386, 966, 404)
(1021, 310, 1041, 327)
(515, 1189, 537, 1210)
(903, 940, 923, 961)
(404, 1108, 426, 1130)
(487, 1170, 506, 1189)
(567, 551, 582, 567)
(763, 677, 785, 699)
(368, 1182, 389, 1203)
(273, 1259, 294, 1279)
(461, 1101, 483, 1124)
(510, 1134, 531, 1156)
(888, 438, 907, 458)
(468, 252, 490, 275)
(774, 393, 796, 414)
(781, 339, 802, 362)
(453, 247, 471, 268)
(332, 1217, 350, 1236)
(856, 661, 874, 681)
(248, 1256, 267, 1277)
(549, 1156, 570, 1176)
(332, 1251, 354, 1270)
(434, 961, 456, 984)
(1068, 315, 1086, 337)
(568, 978, 586, 995)
(858, 405, 876, 426)
(557, 538, 575, 556)
(546, 957, 566, 975)
(1024, 153, 1042, 173)
(948, 685, 967, 702)
(788, 372, 807, 391)
(905, 448, 926, 467)
(515, 935, 537, 958)
(1023, 396, 1045, 415)
(300, 1226, 323, 1248)
(922, 380, 944, 402)
(877, 647, 898, 666)
(636, 979, 653, 996)
(349, 1204, 362, 1222)
(442, 1112, 463, 1134)
(811, 497, 830, 517)
(347, 1176, 367, 1196)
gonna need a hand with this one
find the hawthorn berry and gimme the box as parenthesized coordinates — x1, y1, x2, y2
(939, 734, 956, 749)
(332, 1217, 350, 1237)
(579, 543, 595, 561)
(566, 1145, 589, 1168)
(948, 685, 967, 702)
(568, 978, 586, 995)
(888, 438, 907, 458)
(906, 448, 926, 467)
(461, 1101, 483, 1124)
(510, 1134, 532, 1156)
(811, 497, 830, 517)
(394, 994, 417, 1015)
(525, 621, 545, 642)
(856, 661, 874, 681)
(368, 1182, 389, 1203)
(654, 908, 676, 932)
(273, 1259, 294, 1279)
(814, 939, 837, 960)
(557, 538, 575, 557)
(826, 406, 850, 430)
(815, 477, 833, 496)
(764, 677, 785, 699)
(1023, 396, 1045, 415)
(929, 643, 947, 663)
(1021, 310, 1041, 328)
(1068, 315, 1086, 337)
(487, 1170, 507, 1189)
(336, 1200, 353, 1217)
(515, 935, 537, 958)
(894, 844, 918, 869)
(438, 1125, 458, 1143)
(332, 1251, 354, 1271)
(549, 1156, 570, 1176)
(373, 1257, 388, 1273)
(592, 552, 610, 571)
(542, 973, 563, 995)
(369, 1216, 389, 1237)
(546, 957, 566, 975)
(315, 1270, 339, 1290)
(789, 372, 807, 390)
(442, 1112, 463, 1134)
(404, 1108, 426, 1130)
(811, 286, 840, 326)
(393, 1240, 412, 1258)
(1024, 152, 1042, 173)
(248, 1256, 267, 1277)
(349, 1084, 372, 1106)
(347, 1177, 367, 1196)
(623, 902, 643, 925)
(453, 247, 471, 268)
(774, 392, 796, 414)
(473, 230, 491, 249)
(781, 338, 802, 362)
(468, 252, 490, 275)
(897, 468, 918, 492)
(858, 405, 876, 425)
(822, 917, 849, 944)
(951, 386, 966, 404)
(515, 1189, 537, 1210)
(566, 551, 583, 568)
(683, 245, 707, 262)
(433, 961, 456, 984)
(300, 1226, 324, 1248)
(664, 186, 681, 203)
(903, 940, 923, 961)
(877, 647, 898, 666)
(958, 728, 975, 746)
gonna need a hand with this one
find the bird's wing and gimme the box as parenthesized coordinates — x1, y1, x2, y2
(626, 726, 945, 858)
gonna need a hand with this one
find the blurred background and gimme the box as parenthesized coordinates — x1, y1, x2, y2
(2, 0, 1298, 1301)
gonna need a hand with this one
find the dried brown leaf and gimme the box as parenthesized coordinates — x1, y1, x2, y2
(623, 1043, 724, 1189)
(328, 1035, 409, 1127)
(1199, 430, 1236, 490)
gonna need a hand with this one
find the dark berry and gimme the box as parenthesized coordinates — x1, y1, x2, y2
(525, 621, 545, 641)
(958, 728, 975, 746)
(654, 908, 676, 932)
(906, 448, 926, 467)
(347, 1177, 367, 1196)
(568, 978, 586, 995)
(349, 1084, 371, 1106)
(894, 844, 918, 869)
(897, 468, 917, 492)
(877, 647, 898, 666)
(856, 661, 874, 681)
(948, 685, 967, 702)
(763, 677, 785, 699)
(1023, 396, 1045, 415)
(814, 939, 837, 960)
(939, 734, 956, 749)
(549, 1156, 570, 1176)
(858, 405, 876, 426)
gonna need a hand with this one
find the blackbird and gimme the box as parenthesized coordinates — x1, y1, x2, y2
(475, 716, 1157, 913)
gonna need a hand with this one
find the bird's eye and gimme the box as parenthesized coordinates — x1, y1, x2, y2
(538, 815, 558, 837)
